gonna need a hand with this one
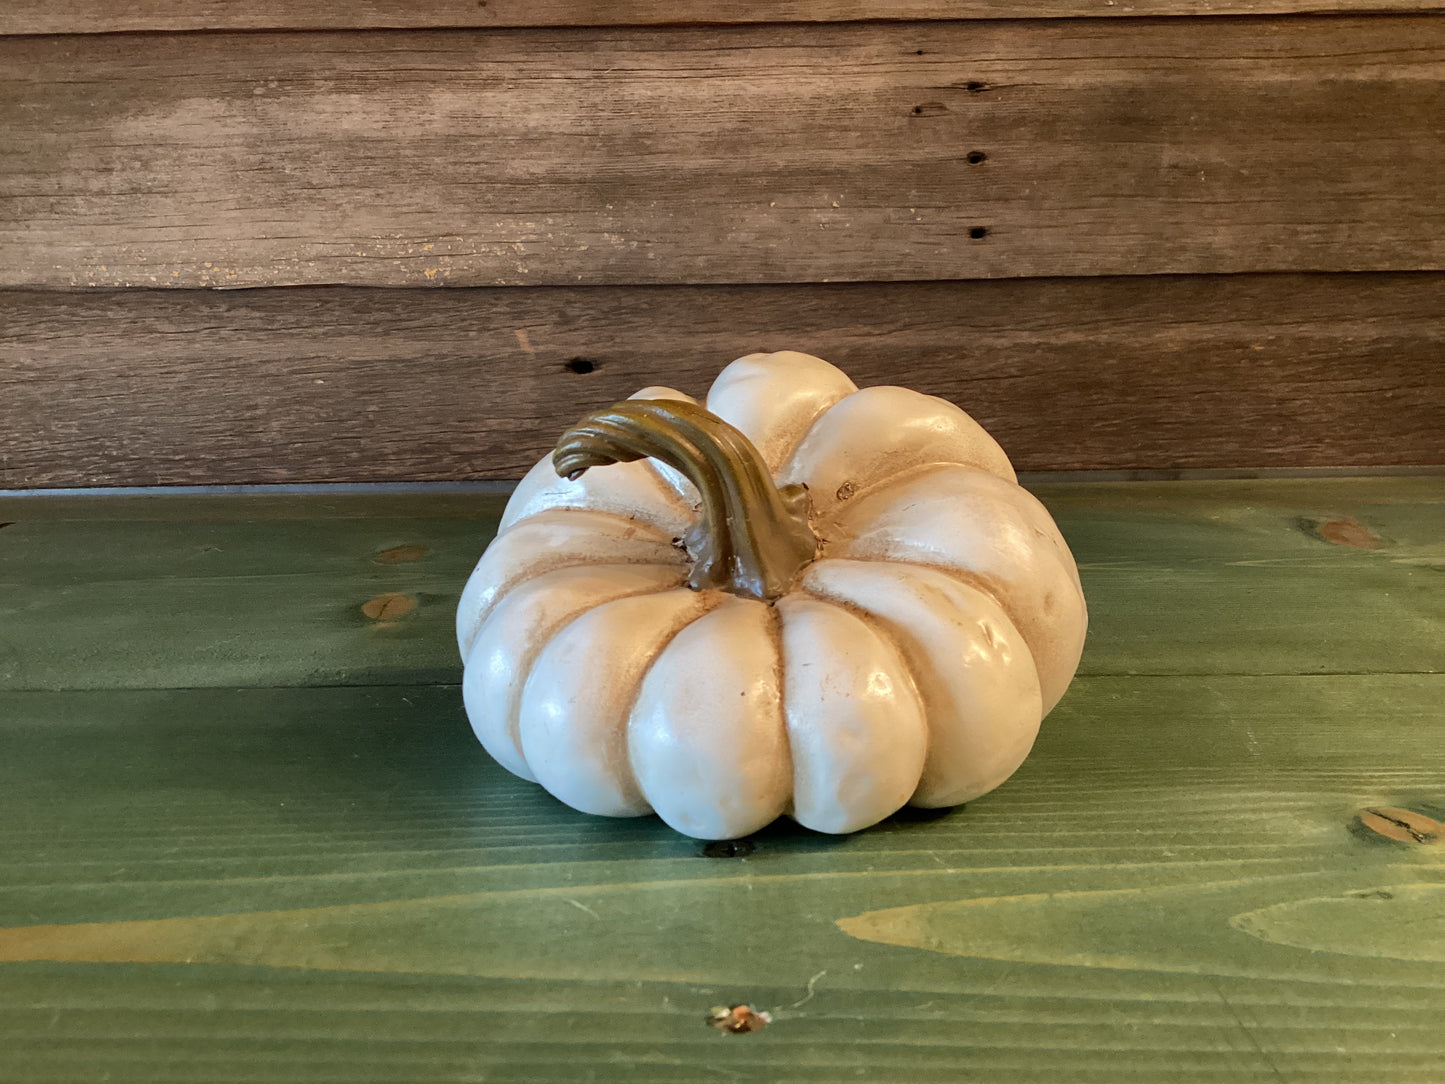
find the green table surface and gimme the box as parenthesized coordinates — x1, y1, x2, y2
(0, 477, 1441, 1082)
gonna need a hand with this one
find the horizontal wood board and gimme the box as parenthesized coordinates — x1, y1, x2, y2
(3, 18, 1443, 288)
(1, 674, 1442, 1081)
(7, 0, 1445, 34)
(0, 475, 1440, 1078)
(0, 477, 1439, 692)
(3, 275, 1442, 489)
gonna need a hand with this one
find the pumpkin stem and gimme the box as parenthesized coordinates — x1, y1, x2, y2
(552, 399, 818, 602)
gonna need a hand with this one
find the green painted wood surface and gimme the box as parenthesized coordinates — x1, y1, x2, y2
(0, 476, 1441, 1081)
(1, 477, 1439, 691)
(1, 678, 1442, 1081)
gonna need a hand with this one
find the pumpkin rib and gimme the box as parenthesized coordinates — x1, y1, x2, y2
(817, 553, 1049, 710)
(763, 597, 792, 822)
(702, 350, 858, 475)
(776, 592, 928, 834)
(517, 586, 721, 819)
(799, 559, 1044, 809)
(823, 464, 1087, 714)
(808, 459, 968, 536)
(792, 578, 941, 799)
(626, 597, 792, 840)
(462, 564, 689, 784)
(781, 385, 1017, 526)
(826, 459, 1086, 604)
(457, 507, 687, 658)
(786, 584, 930, 728)
(809, 459, 1046, 535)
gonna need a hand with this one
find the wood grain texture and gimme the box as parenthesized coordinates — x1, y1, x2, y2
(0, 477, 1439, 692)
(1, 673, 1442, 1081)
(3, 275, 1442, 489)
(0, 477, 1440, 1079)
(7, 0, 1445, 35)
(3, 19, 1443, 288)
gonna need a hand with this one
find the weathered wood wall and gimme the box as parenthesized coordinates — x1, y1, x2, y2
(0, 4, 1441, 486)
(4, 0, 1445, 33)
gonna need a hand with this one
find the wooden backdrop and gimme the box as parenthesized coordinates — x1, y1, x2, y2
(1, 3, 1441, 487)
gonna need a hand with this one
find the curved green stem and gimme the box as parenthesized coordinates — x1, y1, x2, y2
(553, 399, 817, 602)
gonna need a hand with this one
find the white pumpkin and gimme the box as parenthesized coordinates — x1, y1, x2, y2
(457, 352, 1086, 840)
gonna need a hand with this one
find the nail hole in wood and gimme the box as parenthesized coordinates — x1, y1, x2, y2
(564, 357, 598, 374)
(701, 839, 755, 858)
(969, 226, 989, 240)
(965, 80, 989, 93)
(915, 49, 925, 55)
(966, 150, 988, 164)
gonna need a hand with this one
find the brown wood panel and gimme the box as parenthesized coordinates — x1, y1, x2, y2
(1, 274, 1439, 488)
(2, 19, 1442, 289)
(4, 0, 1443, 34)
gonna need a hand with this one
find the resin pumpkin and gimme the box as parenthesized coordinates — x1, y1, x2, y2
(457, 352, 1086, 839)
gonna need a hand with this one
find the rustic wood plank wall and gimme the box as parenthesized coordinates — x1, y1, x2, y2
(0, 3, 1441, 486)
(8, 20, 1445, 288)
(3, 277, 1441, 486)
(5, 0, 1445, 33)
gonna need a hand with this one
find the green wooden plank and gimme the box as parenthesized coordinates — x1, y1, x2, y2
(0, 675, 1441, 1081)
(0, 513, 495, 690)
(1045, 476, 1444, 678)
(0, 490, 511, 523)
(0, 477, 1440, 690)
